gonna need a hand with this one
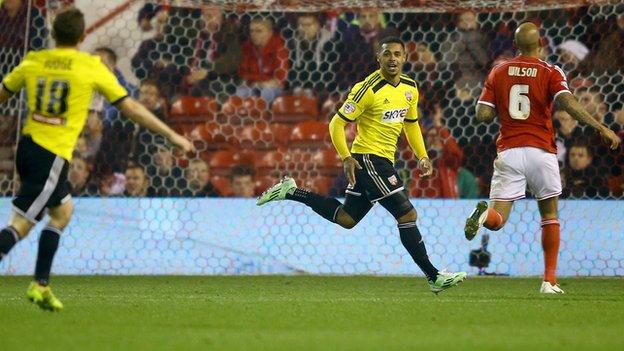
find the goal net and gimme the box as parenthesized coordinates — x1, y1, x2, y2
(0, 0, 622, 276)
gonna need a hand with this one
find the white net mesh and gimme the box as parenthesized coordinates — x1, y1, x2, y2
(0, 0, 623, 276)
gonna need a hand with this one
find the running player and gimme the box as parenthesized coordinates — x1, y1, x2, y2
(0, 8, 194, 311)
(464, 22, 620, 293)
(257, 36, 466, 294)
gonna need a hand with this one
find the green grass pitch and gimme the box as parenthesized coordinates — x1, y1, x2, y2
(1, 276, 623, 351)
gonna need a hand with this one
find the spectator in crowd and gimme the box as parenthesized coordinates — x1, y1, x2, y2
(81, 109, 103, 161)
(68, 156, 91, 196)
(99, 172, 127, 197)
(145, 144, 183, 196)
(575, 87, 612, 126)
(237, 17, 289, 103)
(124, 164, 151, 197)
(457, 167, 480, 198)
(93, 47, 137, 177)
(0, 0, 46, 57)
(133, 79, 169, 165)
(579, 12, 624, 75)
(182, 5, 241, 98)
(439, 11, 489, 86)
(180, 159, 220, 197)
(287, 12, 336, 96)
(230, 165, 255, 197)
(562, 142, 609, 198)
(410, 126, 463, 198)
(556, 39, 589, 75)
(137, 2, 166, 32)
(335, 9, 398, 89)
(554, 109, 586, 165)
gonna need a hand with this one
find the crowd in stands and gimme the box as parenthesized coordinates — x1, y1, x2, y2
(0, 1, 623, 199)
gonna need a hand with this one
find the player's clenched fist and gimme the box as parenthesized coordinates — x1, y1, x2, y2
(343, 156, 362, 185)
(418, 157, 433, 177)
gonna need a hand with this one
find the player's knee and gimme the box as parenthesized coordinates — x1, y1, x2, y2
(335, 209, 358, 229)
(397, 208, 417, 224)
(49, 203, 73, 229)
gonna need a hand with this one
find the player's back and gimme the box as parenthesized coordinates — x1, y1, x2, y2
(478, 55, 570, 154)
(3, 48, 127, 161)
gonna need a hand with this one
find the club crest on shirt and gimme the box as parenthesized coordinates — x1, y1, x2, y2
(388, 175, 398, 185)
(405, 91, 413, 102)
(344, 102, 356, 114)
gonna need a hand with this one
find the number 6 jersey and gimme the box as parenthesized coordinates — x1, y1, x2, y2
(477, 55, 571, 154)
(2, 48, 128, 161)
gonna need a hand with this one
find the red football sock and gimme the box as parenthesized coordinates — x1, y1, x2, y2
(541, 218, 560, 285)
(483, 208, 503, 230)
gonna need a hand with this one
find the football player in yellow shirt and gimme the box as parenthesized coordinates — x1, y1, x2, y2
(258, 37, 466, 293)
(0, 8, 194, 311)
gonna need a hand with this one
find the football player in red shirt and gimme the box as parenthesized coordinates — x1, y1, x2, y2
(464, 21, 620, 294)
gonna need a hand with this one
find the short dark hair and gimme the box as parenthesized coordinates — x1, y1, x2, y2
(53, 8, 85, 46)
(230, 165, 254, 180)
(94, 47, 117, 65)
(140, 79, 160, 92)
(377, 36, 405, 52)
(570, 140, 593, 157)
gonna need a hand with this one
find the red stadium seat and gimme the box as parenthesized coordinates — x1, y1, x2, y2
(221, 96, 269, 124)
(188, 122, 236, 150)
(170, 96, 218, 120)
(289, 120, 330, 148)
(298, 176, 335, 196)
(210, 176, 231, 196)
(209, 150, 256, 176)
(256, 150, 284, 176)
(271, 123, 291, 148)
(238, 122, 282, 150)
(272, 95, 319, 123)
(312, 149, 342, 176)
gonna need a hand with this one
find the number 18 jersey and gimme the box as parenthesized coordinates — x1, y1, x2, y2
(2, 48, 128, 161)
(477, 55, 571, 154)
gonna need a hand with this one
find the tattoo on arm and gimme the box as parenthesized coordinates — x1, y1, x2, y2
(555, 93, 603, 131)
(476, 104, 497, 123)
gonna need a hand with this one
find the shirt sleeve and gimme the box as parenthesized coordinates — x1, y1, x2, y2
(1, 53, 31, 94)
(92, 59, 128, 104)
(549, 64, 572, 101)
(477, 69, 496, 108)
(336, 81, 374, 122)
(405, 87, 420, 122)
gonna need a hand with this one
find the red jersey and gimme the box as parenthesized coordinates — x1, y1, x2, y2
(478, 55, 571, 154)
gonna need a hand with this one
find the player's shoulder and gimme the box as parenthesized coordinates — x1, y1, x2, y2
(399, 74, 417, 88)
(350, 71, 383, 100)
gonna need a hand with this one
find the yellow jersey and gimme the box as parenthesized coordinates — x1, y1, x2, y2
(1, 48, 128, 161)
(337, 70, 419, 162)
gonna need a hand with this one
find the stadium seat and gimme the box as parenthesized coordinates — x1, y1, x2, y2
(289, 120, 330, 148)
(188, 122, 236, 150)
(271, 95, 319, 123)
(238, 122, 282, 150)
(271, 123, 291, 148)
(210, 176, 231, 197)
(209, 150, 256, 176)
(298, 176, 335, 196)
(312, 149, 342, 176)
(256, 150, 284, 176)
(254, 176, 278, 196)
(170, 96, 218, 120)
(221, 96, 270, 124)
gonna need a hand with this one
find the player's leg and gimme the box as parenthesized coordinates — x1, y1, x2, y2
(378, 191, 466, 293)
(465, 148, 526, 240)
(537, 196, 563, 293)
(525, 148, 564, 293)
(27, 199, 73, 311)
(0, 212, 35, 262)
(257, 176, 373, 229)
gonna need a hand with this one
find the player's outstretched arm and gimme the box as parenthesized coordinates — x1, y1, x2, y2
(329, 114, 361, 185)
(403, 122, 432, 177)
(555, 92, 621, 150)
(475, 104, 497, 123)
(117, 97, 195, 153)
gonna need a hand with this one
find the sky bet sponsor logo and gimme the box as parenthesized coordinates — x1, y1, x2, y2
(381, 108, 408, 123)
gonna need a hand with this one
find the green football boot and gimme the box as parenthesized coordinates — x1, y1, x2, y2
(256, 176, 297, 206)
(27, 282, 63, 312)
(429, 271, 467, 294)
(464, 201, 488, 241)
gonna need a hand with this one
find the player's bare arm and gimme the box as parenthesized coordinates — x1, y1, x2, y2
(117, 97, 195, 153)
(555, 92, 621, 149)
(476, 103, 497, 123)
(329, 114, 361, 185)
